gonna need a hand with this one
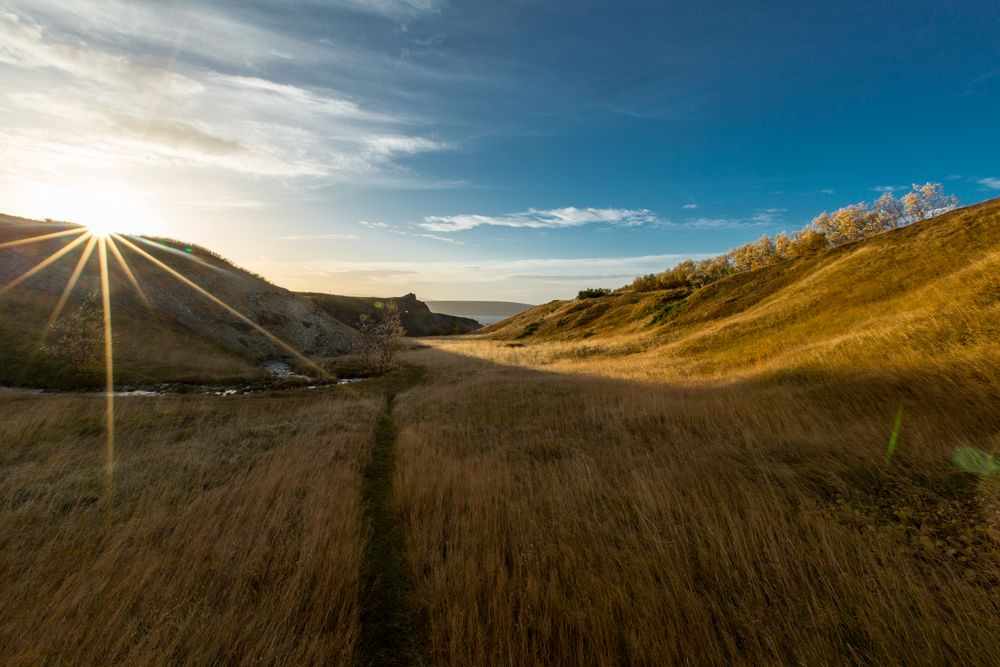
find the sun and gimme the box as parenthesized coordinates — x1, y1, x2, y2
(83, 218, 120, 238)
(35, 184, 162, 237)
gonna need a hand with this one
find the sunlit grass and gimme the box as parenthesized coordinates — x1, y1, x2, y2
(394, 341, 1000, 664)
(0, 388, 380, 664)
(0, 221, 331, 507)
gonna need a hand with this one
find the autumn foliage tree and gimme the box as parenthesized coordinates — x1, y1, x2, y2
(627, 182, 957, 293)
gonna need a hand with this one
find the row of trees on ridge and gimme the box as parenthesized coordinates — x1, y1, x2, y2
(628, 183, 958, 292)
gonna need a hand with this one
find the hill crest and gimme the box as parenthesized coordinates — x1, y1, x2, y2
(482, 198, 1000, 378)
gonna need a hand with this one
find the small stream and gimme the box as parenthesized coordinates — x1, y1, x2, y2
(0, 360, 367, 398)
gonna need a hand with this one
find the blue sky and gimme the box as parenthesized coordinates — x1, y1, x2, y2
(1, 0, 998, 301)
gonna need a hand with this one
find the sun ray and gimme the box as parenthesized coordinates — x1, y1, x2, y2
(42, 235, 98, 340)
(0, 226, 86, 250)
(106, 235, 152, 311)
(98, 237, 115, 502)
(0, 232, 92, 297)
(130, 236, 229, 275)
(113, 234, 330, 379)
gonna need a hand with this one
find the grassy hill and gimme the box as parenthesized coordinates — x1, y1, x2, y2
(302, 292, 481, 336)
(392, 199, 1000, 662)
(484, 197, 1000, 380)
(0, 216, 357, 387)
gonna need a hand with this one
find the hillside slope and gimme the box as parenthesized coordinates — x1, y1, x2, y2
(484, 198, 1000, 379)
(302, 292, 481, 336)
(0, 216, 357, 387)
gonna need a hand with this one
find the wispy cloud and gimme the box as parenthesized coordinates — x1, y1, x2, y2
(420, 207, 662, 232)
(977, 177, 1000, 190)
(416, 204, 789, 234)
(820, 188, 835, 195)
(279, 233, 360, 241)
(0, 3, 453, 210)
(682, 203, 698, 209)
(963, 69, 1000, 96)
(509, 273, 636, 282)
(416, 233, 465, 244)
(390, 228, 466, 245)
(0, 12, 202, 94)
(873, 185, 903, 193)
(684, 208, 783, 229)
(337, 0, 443, 19)
(752, 207, 786, 223)
(360, 219, 467, 244)
(685, 218, 756, 230)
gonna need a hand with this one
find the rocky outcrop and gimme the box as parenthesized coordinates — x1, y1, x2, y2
(302, 292, 482, 337)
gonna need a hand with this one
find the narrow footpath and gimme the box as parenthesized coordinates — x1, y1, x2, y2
(357, 366, 427, 667)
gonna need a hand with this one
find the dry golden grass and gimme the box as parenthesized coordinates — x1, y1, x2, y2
(0, 387, 381, 665)
(2, 201, 999, 665)
(0, 286, 262, 388)
(483, 199, 1000, 383)
(394, 341, 1000, 665)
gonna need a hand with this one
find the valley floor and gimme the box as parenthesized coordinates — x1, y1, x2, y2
(2, 339, 999, 665)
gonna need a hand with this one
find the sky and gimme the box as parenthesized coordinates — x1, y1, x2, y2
(1, 0, 998, 302)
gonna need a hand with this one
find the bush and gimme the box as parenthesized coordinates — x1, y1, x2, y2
(41, 291, 104, 375)
(355, 301, 406, 374)
(577, 288, 612, 299)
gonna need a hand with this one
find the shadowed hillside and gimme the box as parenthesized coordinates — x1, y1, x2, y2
(484, 198, 1000, 379)
(302, 292, 481, 336)
(0, 216, 358, 387)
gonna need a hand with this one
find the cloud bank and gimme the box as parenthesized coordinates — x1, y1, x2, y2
(0, 1, 453, 218)
(420, 207, 662, 232)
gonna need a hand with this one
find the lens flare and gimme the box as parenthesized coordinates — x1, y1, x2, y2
(113, 234, 330, 379)
(106, 235, 152, 311)
(42, 235, 98, 340)
(0, 222, 330, 508)
(97, 237, 116, 500)
(0, 227, 86, 250)
(19, 185, 162, 238)
(0, 232, 91, 297)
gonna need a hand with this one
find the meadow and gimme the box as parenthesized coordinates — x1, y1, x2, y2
(2, 202, 999, 665)
(393, 340, 1000, 665)
(2, 337, 999, 665)
(0, 385, 381, 665)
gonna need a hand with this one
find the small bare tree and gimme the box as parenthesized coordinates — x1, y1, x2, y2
(356, 301, 406, 374)
(42, 291, 104, 374)
(872, 192, 904, 230)
(902, 182, 959, 225)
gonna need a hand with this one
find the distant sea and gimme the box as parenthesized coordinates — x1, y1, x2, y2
(426, 301, 534, 325)
(468, 315, 507, 325)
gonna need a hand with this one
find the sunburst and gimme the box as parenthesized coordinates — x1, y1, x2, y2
(0, 222, 329, 502)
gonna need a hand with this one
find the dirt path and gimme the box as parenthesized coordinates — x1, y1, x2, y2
(357, 366, 427, 666)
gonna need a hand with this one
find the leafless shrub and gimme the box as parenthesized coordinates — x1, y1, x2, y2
(42, 291, 103, 373)
(356, 301, 406, 374)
